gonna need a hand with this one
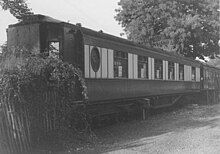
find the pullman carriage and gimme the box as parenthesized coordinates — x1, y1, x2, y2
(7, 15, 202, 104)
(83, 36, 201, 103)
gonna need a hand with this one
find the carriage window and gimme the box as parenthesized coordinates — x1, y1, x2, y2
(155, 59, 163, 79)
(114, 51, 128, 78)
(179, 64, 184, 80)
(168, 61, 175, 80)
(192, 67, 196, 81)
(205, 70, 209, 80)
(48, 41, 59, 58)
(138, 56, 148, 78)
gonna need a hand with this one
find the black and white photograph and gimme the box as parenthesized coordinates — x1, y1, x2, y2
(0, 0, 220, 153)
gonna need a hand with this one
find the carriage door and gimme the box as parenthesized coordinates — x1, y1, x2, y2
(63, 27, 84, 71)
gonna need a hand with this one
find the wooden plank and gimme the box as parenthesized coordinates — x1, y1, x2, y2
(176, 63, 179, 80)
(184, 65, 188, 81)
(151, 58, 155, 80)
(133, 54, 138, 79)
(84, 45, 90, 78)
(189, 66, 192, 81)
(163, 60, 166, 80)
(2, 101, 13, 154)
(165, 61, 168, 80)
(0, 103, 10, 154)
(108, 49, 114, 78)
(128, 53, 133, 79)
(196, 67, 200, 82)
(4, 95, 17, 154)
(148, 57, 152, 79)
(101, 48, 108, 78)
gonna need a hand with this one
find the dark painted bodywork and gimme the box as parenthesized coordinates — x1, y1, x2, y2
(87, 78, 200, 102)
(7, 15, 219, 103)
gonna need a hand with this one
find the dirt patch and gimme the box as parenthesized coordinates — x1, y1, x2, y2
(73, 104, 220, 154)
(52, 103, 220, 154)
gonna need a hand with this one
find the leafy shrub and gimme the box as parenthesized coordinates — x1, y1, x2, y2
(0, 47, 91, 152)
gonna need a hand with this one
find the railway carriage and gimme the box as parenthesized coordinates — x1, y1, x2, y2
(7, 15, 220, 117)
(200, 64, 220, 104)
(202, 64, 220, 90)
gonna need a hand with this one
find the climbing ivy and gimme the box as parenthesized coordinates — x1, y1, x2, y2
(0, 47, 90, 151)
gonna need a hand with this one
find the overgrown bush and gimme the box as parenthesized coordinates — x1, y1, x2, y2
(0, 47, 93, 152)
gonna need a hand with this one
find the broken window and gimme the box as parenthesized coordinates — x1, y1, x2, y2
(48, 41, 60, 58)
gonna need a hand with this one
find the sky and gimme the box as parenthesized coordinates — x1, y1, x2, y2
(0, 0, 124, 46)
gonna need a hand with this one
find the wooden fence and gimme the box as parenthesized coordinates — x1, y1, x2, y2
(0, 91, 31, 154)
(0, 90, 74, 154)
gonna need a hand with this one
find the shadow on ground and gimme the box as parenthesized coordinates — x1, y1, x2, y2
(97, 104, 220, 154)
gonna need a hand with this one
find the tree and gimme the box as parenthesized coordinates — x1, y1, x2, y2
(0, 0, 33, 59)
(115, 0, 220, 59)
(0, 0, 33, 20)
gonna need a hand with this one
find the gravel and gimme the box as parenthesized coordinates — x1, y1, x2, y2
(96, 104, 220, 154)
(65, 103, 220, 154)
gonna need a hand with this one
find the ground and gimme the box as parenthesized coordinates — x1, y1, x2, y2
(71, 103, 220, 154)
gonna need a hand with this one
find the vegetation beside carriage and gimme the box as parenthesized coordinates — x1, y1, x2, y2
(0, 47, 94, 154)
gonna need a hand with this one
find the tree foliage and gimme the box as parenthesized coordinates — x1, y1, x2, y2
(115, 0, 220, 59)
(0, 0, 33, 19)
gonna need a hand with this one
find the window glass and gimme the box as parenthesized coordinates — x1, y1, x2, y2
(138, 56, 148, 79)
(192, 67, 196, 81)
(48, 41, 59, 58)
(155, 59, 163, 79)
(114, 51, 128, 78)
(168, 61, 175, 80)
(179, 64, 184, 80)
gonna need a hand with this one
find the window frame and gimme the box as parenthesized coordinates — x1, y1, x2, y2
(138, 55, 148, 79)
(168, 61, 175, 80)
(48, 41, 60, 58)
(154, 58, 163, 80)
(114, 51, 128, 78)
(191, 66, 196, 81)
(179, 64, 184, 81)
